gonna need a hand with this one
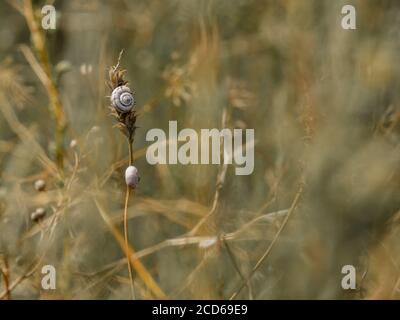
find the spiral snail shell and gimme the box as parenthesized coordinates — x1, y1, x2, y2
(111, 85, 135, 113)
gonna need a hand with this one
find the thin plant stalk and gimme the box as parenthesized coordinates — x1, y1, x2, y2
(124, 138, 135, 299)
(94, 198, 166, 299)
(229, 185, 303, 299)
(22, 0, 66, 171)
(0, 256, 11, 300)
(108, 54, 161, 299)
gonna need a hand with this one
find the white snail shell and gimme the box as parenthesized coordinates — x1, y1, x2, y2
(125, 166, 140, 189)
(30, 207, 46, 222)
(34, 179, 46, 191)
(111, 85, 135, 113)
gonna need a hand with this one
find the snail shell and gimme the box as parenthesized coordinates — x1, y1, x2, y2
(34, 179, 46, 192)
(111, 85, 135, 113)
(31, 207, 46, 222)
(125, 166, 140, 189)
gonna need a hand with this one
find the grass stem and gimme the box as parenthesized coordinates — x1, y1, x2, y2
(124, 138, 135, 299)
(22, 0, 66, 171)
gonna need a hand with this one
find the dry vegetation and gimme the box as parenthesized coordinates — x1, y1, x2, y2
(1, 0, 400, 299)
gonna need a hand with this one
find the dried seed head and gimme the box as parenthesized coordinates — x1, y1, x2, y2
(125, 166, 140, 189)
(108, 63, 137, 141)
(34, 179, 46, 192)
(30, 207, 46, 222)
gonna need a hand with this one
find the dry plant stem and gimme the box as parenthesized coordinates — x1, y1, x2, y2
(230, 185, 304, 300)
(94, 198, 166, 299)
(188, 108, 229, 236)
(124, 138, 135, 299)
(89, 207, 294, 290)
(108, 52, 141, 298)
(108, 53, 153, 299)
(222, 239, 253, 299)
(0, 256, 11, 300)
(0, 258, 42, 300)
(0, 235, 53, 300)
(22, 0, 66, 171)
(188, 165, 226, 236)
(0, 97, 59, 178)
(124, 186, 135, 299)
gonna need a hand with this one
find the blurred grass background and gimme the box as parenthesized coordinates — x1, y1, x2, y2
(1, 0, 400, 299)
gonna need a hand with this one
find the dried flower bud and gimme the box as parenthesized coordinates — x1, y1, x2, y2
(34, 179, 46, 192)
(30, 207, 46, 222)
(125, 166, 140, 189)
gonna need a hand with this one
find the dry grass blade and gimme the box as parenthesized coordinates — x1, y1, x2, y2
(20, 0, 67, 170)
(19, 45, 51, 89)
(0, 95, 59, 178)
(230, 185, 304, 299)
(0, 256, 11, 300)
(0, 249, 49, 300)
(94, 197, 166, 299)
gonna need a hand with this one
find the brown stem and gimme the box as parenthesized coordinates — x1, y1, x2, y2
(229, 185, 303, 300)
(128, 139, 134, 165)
(124, 185, 135, 299)
(124, 138, 135, 299)
(22, 0, 66, 171)
(0, 256, 11, 300)
(95, 198, 166, 299)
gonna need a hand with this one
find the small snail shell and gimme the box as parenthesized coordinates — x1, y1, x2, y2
(34, 179, 46, 192)
(69, 139, 78, 149)
(30, 207, 46, 222)
(111, 85, 135, 113)
(125, 166, 140, 189)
